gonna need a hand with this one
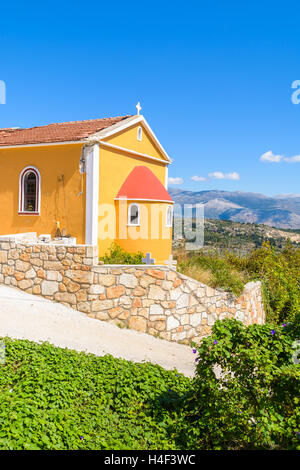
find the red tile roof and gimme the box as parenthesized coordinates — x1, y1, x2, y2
(116, 166, 173, 202)
(0, 116, 132, 147)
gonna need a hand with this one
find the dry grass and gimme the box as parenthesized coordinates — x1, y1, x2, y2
(174, 249, 246, 296)
(180, 265, 213, 285)
(175, 249, 213, 285)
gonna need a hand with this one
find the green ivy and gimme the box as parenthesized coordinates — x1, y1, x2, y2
(0, 337, 190, 450)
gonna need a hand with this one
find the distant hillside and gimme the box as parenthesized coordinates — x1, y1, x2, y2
(169, 188, 300, 229)
(173, 217, 300, 255)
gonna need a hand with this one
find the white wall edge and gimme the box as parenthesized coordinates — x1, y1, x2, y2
(85, 144, 99, 245)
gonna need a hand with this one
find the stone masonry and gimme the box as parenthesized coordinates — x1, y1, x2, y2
(0, 236, 265, 344)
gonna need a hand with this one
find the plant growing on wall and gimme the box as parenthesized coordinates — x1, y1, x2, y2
(99, 243, 144, 265)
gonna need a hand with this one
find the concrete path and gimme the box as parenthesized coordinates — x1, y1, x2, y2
(0, 285, 195, 377)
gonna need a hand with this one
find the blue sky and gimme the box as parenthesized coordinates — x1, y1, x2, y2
(1, 1, 300, 196)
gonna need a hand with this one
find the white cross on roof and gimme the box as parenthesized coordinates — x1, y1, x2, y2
(136, 102, 142, 115)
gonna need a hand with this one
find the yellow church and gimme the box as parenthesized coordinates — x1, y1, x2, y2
(0, 108, 174, 264)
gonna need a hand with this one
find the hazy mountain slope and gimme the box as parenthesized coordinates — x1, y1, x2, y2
(173, 217, 300, 255)
(169, 188, 300, 229)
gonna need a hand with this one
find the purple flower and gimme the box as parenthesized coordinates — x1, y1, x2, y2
(80, 436, 84, 440)
(195, 358, 199, 362)
(213, 340, 218, 345)
(192, 349, 197, 354)
(271, 330, 276, 336)
(282, 324, 287, 327)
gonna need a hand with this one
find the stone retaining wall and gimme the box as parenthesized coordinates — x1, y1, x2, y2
(0, 237, 265, 344)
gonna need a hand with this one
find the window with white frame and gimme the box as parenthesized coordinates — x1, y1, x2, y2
(137, 126, 142, 141)
(19, 167, 41, 214)
(128, 203, 140, 226)
(166, 205, 173, 227)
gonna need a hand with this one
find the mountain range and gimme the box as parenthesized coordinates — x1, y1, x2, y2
(169, 188, 300, 229)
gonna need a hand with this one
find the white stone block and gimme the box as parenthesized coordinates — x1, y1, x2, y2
(170, 287, 182, 301)
(41, 280, 59, 296)
(190, 313, 202, 327)
(89, 284, 105, 295)
(167, 316, 180, 330)
(119, 273, 138, 288)
(150, 304, 163, 315)
(176, 294, 189, 309)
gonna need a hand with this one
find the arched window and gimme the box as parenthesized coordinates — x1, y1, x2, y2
(19, 167, 41, 214)
(128, 203, 140, 226)
(137, 126, 142, 141)
(166, 205, 173, 227)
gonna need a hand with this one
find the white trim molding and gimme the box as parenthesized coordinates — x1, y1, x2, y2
(98, 141, 169, 166)
(85, 144, 99, 245)
(18, 166, 41, 215)
(141, 116, 172, 163)
(115, 197, 174, 204)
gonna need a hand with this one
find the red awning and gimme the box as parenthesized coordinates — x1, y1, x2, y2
(116, 166, 173, 202)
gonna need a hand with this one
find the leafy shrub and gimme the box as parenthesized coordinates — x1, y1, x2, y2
(177, 241, 300, 324)
(226, 242, 300, 324)
(0, 337, 191, 450)
(177, 319, 300, 450)
(99, 243, 144, 265)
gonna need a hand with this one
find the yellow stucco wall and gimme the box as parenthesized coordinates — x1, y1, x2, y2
(98, 123, 172, 263)
(114, 200, 172, 264)
(0, 143, 86, 243)
(104, 121, 169, 162)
